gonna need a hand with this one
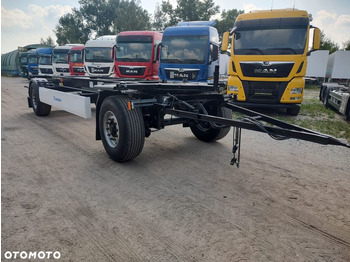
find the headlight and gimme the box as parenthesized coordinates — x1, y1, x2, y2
(228, 85, 239, 92)
(290, 96, 302, 100)
(290, 88, 303, 94)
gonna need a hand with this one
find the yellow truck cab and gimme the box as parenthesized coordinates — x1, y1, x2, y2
(222, 9, 320, 115)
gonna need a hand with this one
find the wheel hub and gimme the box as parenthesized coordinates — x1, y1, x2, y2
(103, 111, 120, 148)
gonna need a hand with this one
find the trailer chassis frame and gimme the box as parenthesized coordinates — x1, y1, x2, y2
(27, 76, 350, 166)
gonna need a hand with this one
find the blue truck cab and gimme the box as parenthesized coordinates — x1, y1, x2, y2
(36, 47, 54, 77)
(159, 21, 219, 82)
(19, 51, 32, 78)
(27, 50, 39, 78)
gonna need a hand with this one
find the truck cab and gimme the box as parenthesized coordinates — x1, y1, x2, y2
(37, 47, 54, 77)
(53, 46, 73, 76)
(221, 9, 321, 115)
(27, 50, 39, 78)
(68, 45, 85, 76)
(19, 52, 31, 78)
(159, 21, 220, 82)
(114, 31, 162, 80)
(84, 35, 116, 77)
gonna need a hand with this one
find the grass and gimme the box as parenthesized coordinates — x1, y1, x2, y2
(233, 87, 350, 142)
(277, 93, 350, 142)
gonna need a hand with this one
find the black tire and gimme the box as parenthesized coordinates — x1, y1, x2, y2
(286, 105, 301, 116)
(319, 85, 325, 101)
(322, 87, 332, 107)
(346, 100, 350, 121)
(190, 103, 232, 142)
(99, 96, 145, 162)
(29, 82, 51, 116)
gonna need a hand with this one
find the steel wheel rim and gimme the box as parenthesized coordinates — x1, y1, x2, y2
(103, 111, 120, 148)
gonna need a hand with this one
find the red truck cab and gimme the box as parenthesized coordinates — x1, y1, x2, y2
(68, 45, 85, 76)
(114, 31, 163, 80)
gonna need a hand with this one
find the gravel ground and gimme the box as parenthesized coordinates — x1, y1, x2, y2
(2, 76, 350, 261)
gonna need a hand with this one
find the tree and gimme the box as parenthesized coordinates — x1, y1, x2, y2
(215, 9, 244, 36)
(55, 0, 151, 43)
(78, 0, 118, 36)
(343, 39, 350, 50)
(157, 0, 220, 29)
(153, 3, 167, 30)
(54, 10, 90, 45)
(40, 36, 55, 47)
(320, 31, 339, 54)
(114, 0, 151, 33)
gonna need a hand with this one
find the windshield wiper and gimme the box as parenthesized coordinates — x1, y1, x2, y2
(240, 48, 264, 55)
(162, 59, 184, 64)
(267, 48, 297, 54)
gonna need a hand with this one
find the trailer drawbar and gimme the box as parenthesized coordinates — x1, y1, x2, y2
(27, 69, 350, 167)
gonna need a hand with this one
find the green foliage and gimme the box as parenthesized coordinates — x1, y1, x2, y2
(54, 10, 90, 45)
(114, 0, 151, 33)
(343, 39, 350, 50)
(156, 0, 220, 29)
(40, 36, 56, 47)
(320, 31, 339, 54)
(215, 9, 244, 36)
(54, 0, 151, 44)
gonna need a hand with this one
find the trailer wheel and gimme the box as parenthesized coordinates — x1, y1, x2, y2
(190, 104, 232, 142)
(322, 86, 333, 107)
(29, 82, 51, 116)
(99, 96, 145, 162)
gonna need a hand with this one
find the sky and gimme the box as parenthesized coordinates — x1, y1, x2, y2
(1, 0, 350, 54)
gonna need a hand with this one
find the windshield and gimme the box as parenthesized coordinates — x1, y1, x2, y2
(20, 57, 27, 65)
(234, 27, 307, 55)
(39, 55, 52, 65)
(161, 35, 208, 64)
(53, 50, 69, 64)
(85, 47, 113, 63)
(28, 56, 38, 64)
(70, 50, 83, 63)
(116, 35, 153, 62)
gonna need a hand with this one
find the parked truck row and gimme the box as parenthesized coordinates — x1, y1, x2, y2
(21, 9, 323, 116)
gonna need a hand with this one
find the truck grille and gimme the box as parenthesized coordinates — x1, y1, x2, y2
(56, 67, 69, 73)
(118, 66, 146, 76)
(242, 81, 288, 103)
(240, 62, 294, 78)
(165, 68, 199, 81)
(40, 68, 53, 74)
(73, 67, 85, 73)
(88, 66, 110, 74)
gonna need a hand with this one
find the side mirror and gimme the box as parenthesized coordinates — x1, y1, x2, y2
(154, 43, 162, 63)
(221, 31, 229, 52)
(312, 27, 321, 50)
(210, 44, 219, 63)
(67, 53, 71, 63)
(111, 45, 116, 60)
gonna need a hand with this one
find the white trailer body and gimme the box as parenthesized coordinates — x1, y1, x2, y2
(320, 51, 350, 120)
(326, 51, 350, 79)
(305, 50, 329, 78)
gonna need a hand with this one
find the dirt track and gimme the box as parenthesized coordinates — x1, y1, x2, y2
(2, 76, 350, 261)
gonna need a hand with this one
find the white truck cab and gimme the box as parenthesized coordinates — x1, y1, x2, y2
(84, 35, 116, 77)
(53, 44, 83, 76)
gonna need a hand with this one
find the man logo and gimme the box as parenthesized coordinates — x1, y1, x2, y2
(254, 68, 277, 74)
